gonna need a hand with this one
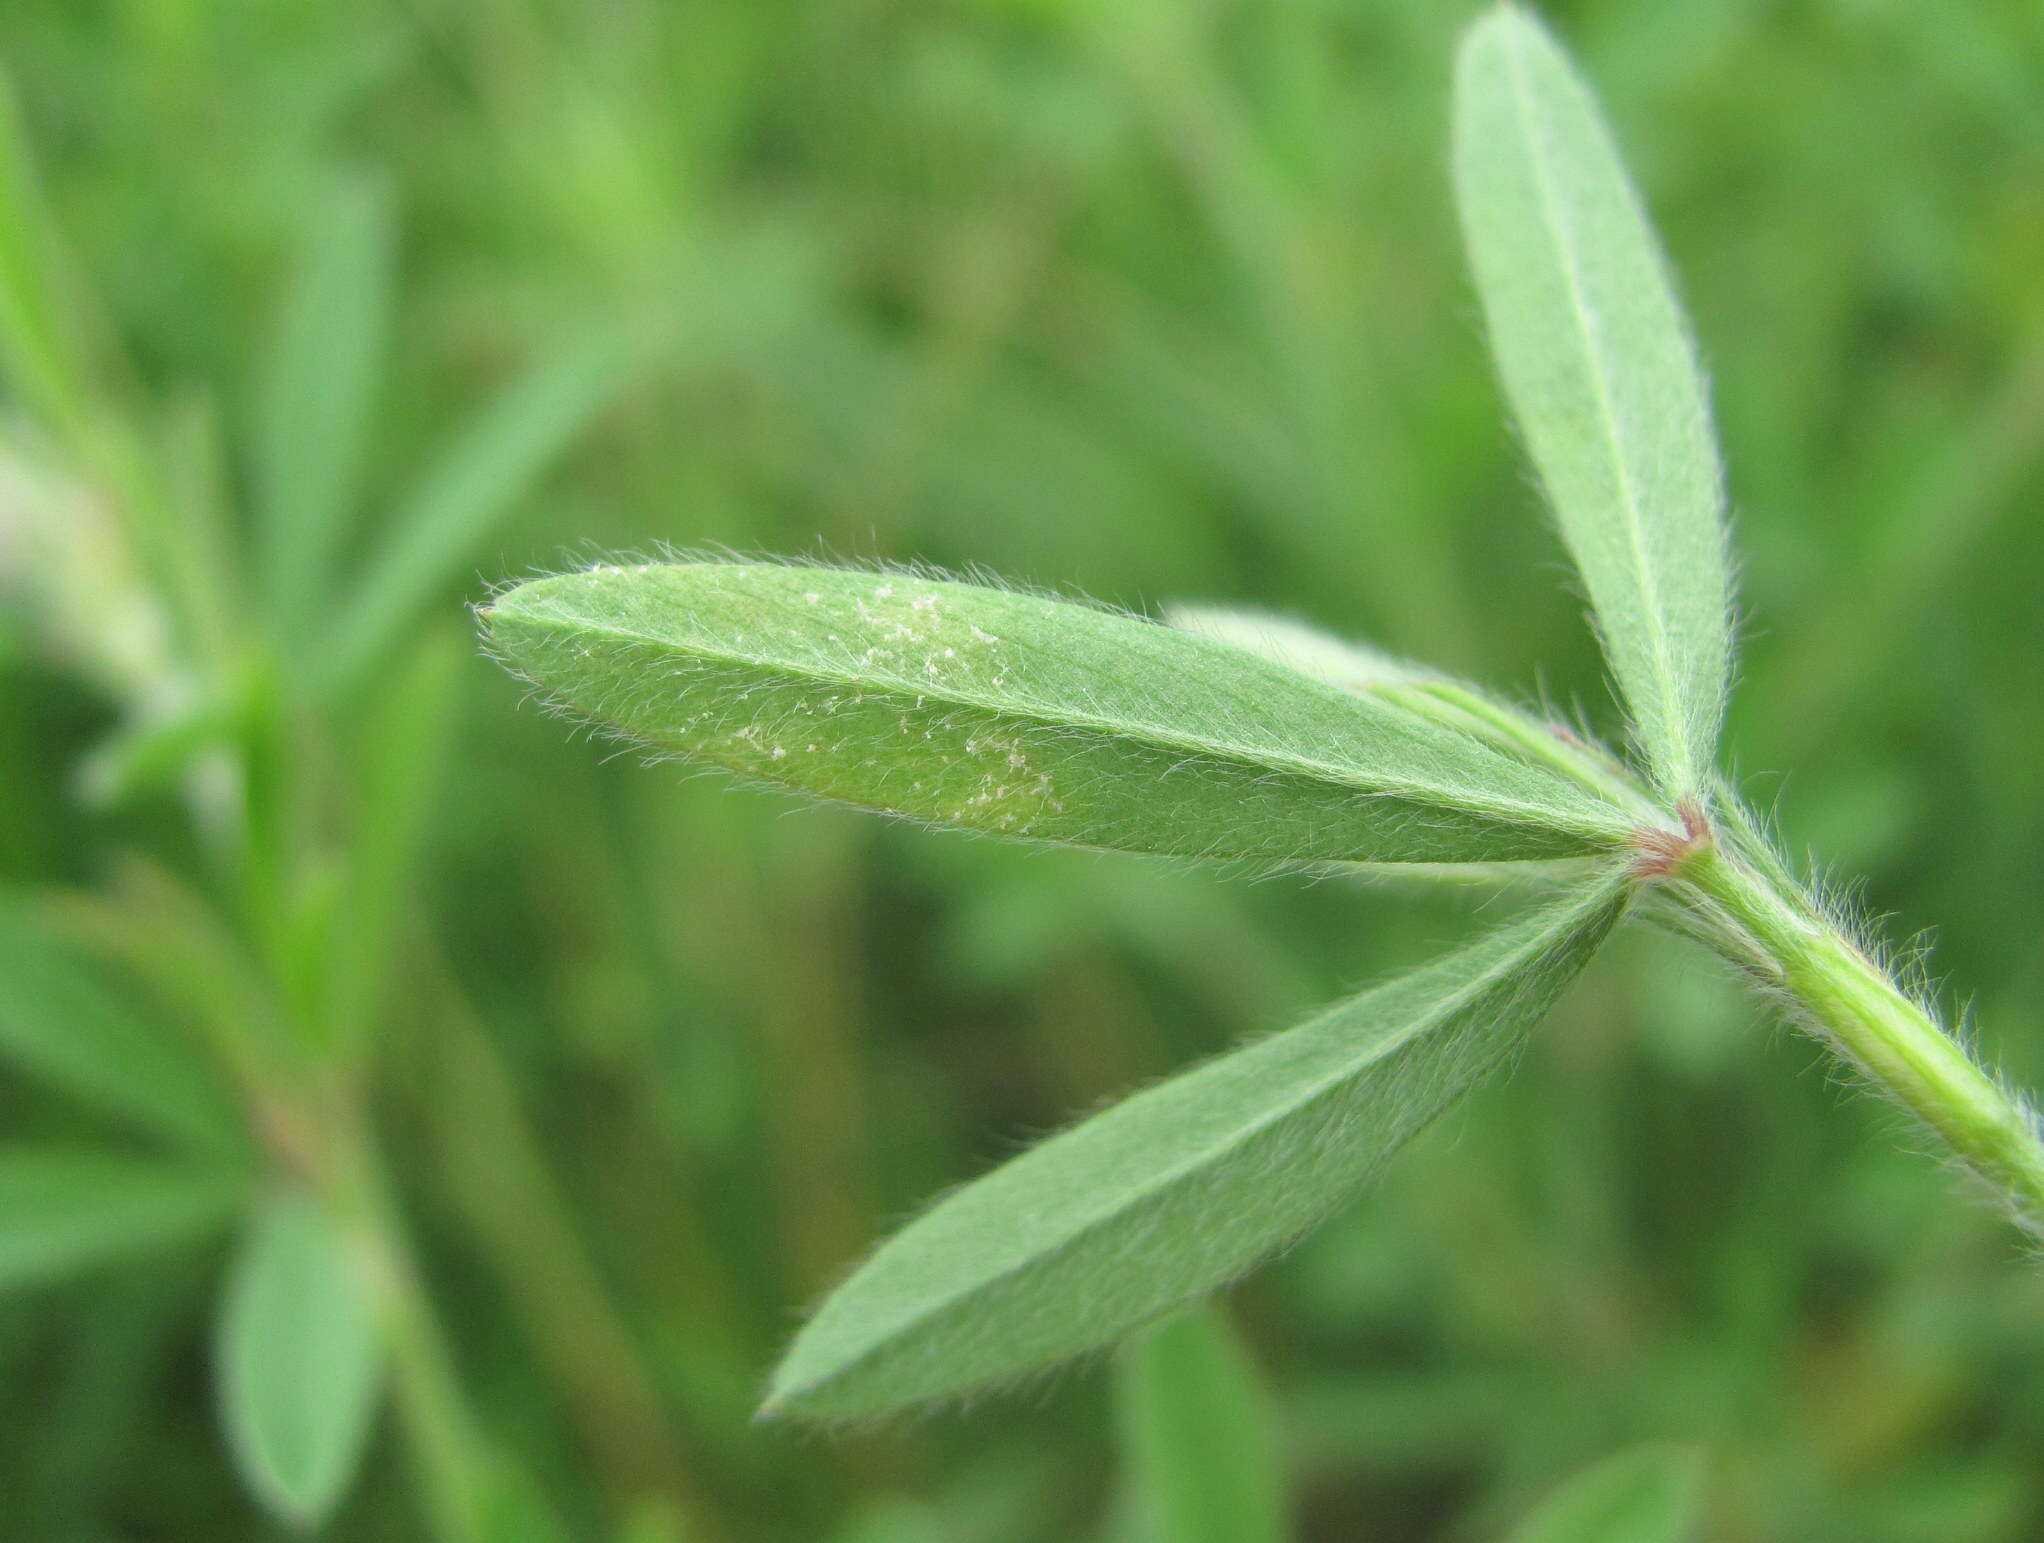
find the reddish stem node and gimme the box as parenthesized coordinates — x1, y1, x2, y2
(1630, 796, 1712, 880)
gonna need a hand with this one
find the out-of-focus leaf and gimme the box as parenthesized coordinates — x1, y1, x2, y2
(762, 875, 1629, 1417)
(22, 1262, 205, 1516)
(1454, 7, 1732, 798)
(0, 69, 90, 435)
(1507, 1444, 1706, 1543)
(0, 900, 244, 1156)
(1116, 1307, 1287, 1543)
(256, 173, 395, 637)
(320, 628, 464, 1056)
(0, 1147, 243, 1289)
(480, 1454, 573, 1543)
(75, 692, 240, 812)
(321, 325, 627, 693)
(216, 1187, 384, 1530)
(827, 1498, 946, 1543)
(486, 564, 1636, 866)
(613, 1501, 690, 1543)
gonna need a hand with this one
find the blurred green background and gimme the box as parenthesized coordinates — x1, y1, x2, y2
(2, 0, 2043, 1538)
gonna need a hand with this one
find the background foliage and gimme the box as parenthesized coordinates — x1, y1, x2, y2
(2, 0, 2043, 1538)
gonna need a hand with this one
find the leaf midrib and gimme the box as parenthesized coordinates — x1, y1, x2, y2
(499, 602, 1633, 843)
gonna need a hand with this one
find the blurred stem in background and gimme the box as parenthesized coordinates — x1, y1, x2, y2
(0, 54, 730, 1538)
(1115, 1307, 1287, 1543)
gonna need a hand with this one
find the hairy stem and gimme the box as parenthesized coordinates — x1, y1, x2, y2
(1676, 844, 2044, 1235)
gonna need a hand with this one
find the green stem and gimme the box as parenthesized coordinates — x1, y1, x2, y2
(1677, 845, 2044, 1234)
(324, 1114, 492, 1543)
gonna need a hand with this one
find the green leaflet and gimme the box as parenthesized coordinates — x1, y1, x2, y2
(1164, 602, 1655, 817)
(320, 325, 627, 694)
(257, 173, 394, 637)
(1454, 7, 1731, 799)
(0, 1147, 244, 1290)
(485, 564, 1635, 866)
(1116, 1307, 1287, 1543)
(0, 901, 246, 1157)
(761, 875, 1629, 1417)
(1163, 602, 1434, 691)
(1507, 1444, 1706, 1543)
(217, 1188, 385, 1529)
(319, 629, 465, 1057)
(0, 69, 91, 437)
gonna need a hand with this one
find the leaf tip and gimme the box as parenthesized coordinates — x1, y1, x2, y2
(755, 1339, 821, 1422)
(1456, 0, 1562, 89)
(754, 1343, 844, 1424)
